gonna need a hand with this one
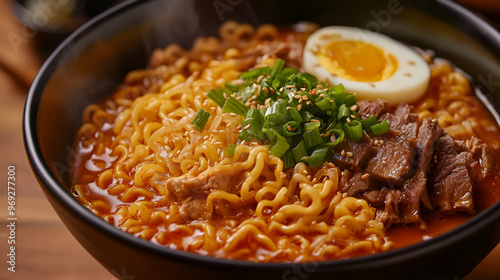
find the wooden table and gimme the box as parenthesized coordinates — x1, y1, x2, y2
(0, 1, 499, 279)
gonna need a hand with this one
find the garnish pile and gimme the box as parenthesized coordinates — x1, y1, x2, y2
(193, 59, 390, 168)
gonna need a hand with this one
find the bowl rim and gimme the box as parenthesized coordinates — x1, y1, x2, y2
(23, 0, 500, 271)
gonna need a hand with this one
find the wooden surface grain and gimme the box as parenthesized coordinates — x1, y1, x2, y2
(0, 1, 499, 279)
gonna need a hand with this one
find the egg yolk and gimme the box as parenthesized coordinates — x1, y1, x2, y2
(317, 40, 398, 82)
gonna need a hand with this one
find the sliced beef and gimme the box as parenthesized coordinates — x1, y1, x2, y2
(379, 104, 419, 139)
(166, 167, 245, 221)
(364, 104, 420, 186)
(332, 132, 373, 171)
(357, 99, 388, 119)
(399, 118, 442, 224)
(455, 137, 496, 177)
(429, 133, 476, 214)
(339, 170, 374, 197)
(374, 189, 402, 227)
(365, 133, 416, 186)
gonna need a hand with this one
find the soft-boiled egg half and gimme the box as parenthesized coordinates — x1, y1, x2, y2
(303, 26, 430, 103)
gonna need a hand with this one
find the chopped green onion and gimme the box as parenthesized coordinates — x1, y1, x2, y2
(246, 108, 265, 122)
(337, 104, 351, 121)
(225, 82, 240, 92)
(226, 144, 236, 157)
(305, 145, 330, 167)
(238, 67, 269, 81)
(222, 96, 249, 115)
(361, 115, 378, 131)
(300, 110, 315, 122)
(344, 120, 363, 141)
(238, 86, 256, 103)
(314, 97, 332, 110)
(207, 89, 225, 107)
(329, 128, 345, 147)
(344, 94, 357, 106)
(192, 109, 211, 131)
(265, 99, 287, 123)
(303, 127, 323, 149)
(292, 141, 308, 162)
(283, 150, 296, 169)
(371, 120, 390, 136)
(282, 121, 300, 137)
(270, 59, 285, 78)
(304, 121, 321, 131)
(265, 129, 289, 158)
(333, 84, 345, 93)
(289, 107, 305, 123)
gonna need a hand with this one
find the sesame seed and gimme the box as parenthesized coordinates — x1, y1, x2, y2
(346, 152, 353, 157)
(297, 104, 303, 111)
(294, 95, 301, 99)
(236, 125, 241, 129)
(330, 134, 335, 142)
(235, 96, 243, 100)
(256, 75, 264, 83)
(214, 141, 222, 145)
(231, 92, 237, 97)
(379, 140, 385, 145)
(316, 85, 324, 89)
(286, 85, 296, 89)
(310, 89, 318, 95)
(279, 87, 284, 92)
(300, 87, 306, 91)
(280, 173, 287, 179)
(286, 106, 291, 110)
(432, 118, 438, 123)
(286, 125, 292, 131)
(341, 150, 346, 156)
(350, 105, 358, 111)
(319, 94, 324, 98)
(299, 99, 303, 103)
(288, 99, 293, 104)
(250, 105, 256, 109)
(361, 173, 370, 180)
(223, 92, 228, 99)
(311, 119, 320, 122)
(270, 87, 276, 93)
(346, 118, 351, 123)
(262, 87, 269, 93)
(229, 112, 237, 116)
(350, 114, 356, 119)
(329, 100, 334, 103)
(408, 60, 416, 65)
(312, 178, 318, 183)
(374, 140, 379, 145)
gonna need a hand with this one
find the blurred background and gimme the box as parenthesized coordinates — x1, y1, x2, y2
(0, 0, 499, 279)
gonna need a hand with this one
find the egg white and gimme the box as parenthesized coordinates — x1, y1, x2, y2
(303, 26, 430, 104)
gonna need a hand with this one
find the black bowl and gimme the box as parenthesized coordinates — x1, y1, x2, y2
(23, 0, 500, 279)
